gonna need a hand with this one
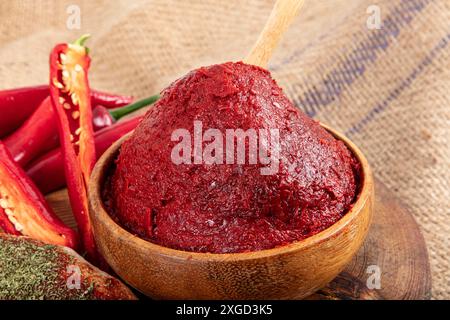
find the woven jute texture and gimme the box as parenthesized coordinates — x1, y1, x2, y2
(0, 0, 448, 299)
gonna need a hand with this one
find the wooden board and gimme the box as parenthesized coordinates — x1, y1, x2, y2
(45, 178, 432, 300)
(307, 179, 432, 300)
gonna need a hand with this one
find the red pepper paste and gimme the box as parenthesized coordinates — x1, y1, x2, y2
(107, 62, 360, 253)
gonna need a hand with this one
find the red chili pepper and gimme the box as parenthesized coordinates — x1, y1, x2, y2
(3, 93, 153, 167)
(26, 94, 158, 193)
(27, 116, 143, 194)
(3, 97, 58, 167)
(91, 89, 133, 109)
(49, 34, 98, 263)
(0, 140, 78, 248)
(0, 85, 48, 137)
(0, 85, 132, 139)
(92, 94, 159, 131)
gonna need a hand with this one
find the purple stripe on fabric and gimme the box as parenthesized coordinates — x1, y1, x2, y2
(346, 33, 450, 136)
(279, 0, 430, 117)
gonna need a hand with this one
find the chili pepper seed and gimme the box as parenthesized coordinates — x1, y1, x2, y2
(71, 93, 78, 105)
(52, 78, 63, 89)
(72, 111, 80, 120)
(0, 198, 9, 209)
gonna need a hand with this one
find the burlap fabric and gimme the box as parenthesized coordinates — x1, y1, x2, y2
(0, 0, 448, 299)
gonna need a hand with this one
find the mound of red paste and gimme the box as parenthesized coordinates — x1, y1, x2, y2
(108, 62, 359, 253)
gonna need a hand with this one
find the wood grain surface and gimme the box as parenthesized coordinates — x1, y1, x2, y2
(46, 178, 431, 300)
(308, 179, 432, 300)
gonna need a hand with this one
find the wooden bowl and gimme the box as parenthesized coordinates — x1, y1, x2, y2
(88, 125, 374, 300)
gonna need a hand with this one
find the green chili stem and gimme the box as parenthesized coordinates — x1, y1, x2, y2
(109, 94, 159, 120)
(73, 34, 91, 47)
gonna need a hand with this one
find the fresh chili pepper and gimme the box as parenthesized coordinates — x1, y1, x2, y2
(49, 34, 100, 263)
(92, 106, 114, 130)
(3, 97, 58, 167)
(0, 140, 78, 248)
(26, 95, 158, 193)
(0, 85, 132, 139)
(0, 85, 48, 137)
(3, 94, 154, 167)
(27, 116, 143, 194)
(92, 94, 159, 130)
(91, 89, 133, 109)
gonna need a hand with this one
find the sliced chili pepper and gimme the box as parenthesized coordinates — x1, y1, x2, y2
(49, 34, 98, 263)
(0, 140, 78, 248)
(27, 116, 143, 194)
(3, 94, 154, 167)
(0, 85, 132, 139)
(0, 85, 48, 137)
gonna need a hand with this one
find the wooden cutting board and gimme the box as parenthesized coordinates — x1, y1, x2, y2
(45, 178, 432, 300)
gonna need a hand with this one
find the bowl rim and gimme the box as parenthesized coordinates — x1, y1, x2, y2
(88, 123, 373, 262)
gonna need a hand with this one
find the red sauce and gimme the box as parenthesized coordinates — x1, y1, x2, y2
(108, 62, 360, 253)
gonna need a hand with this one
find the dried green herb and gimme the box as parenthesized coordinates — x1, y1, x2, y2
(0, 236, 95, 300)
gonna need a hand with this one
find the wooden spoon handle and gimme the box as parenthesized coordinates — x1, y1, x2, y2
(244, 0, 305, 68)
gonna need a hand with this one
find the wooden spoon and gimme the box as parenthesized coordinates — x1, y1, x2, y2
(244, 0, 305, 68)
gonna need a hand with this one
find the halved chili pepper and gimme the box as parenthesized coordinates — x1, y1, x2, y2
(0, 140, 78, 248)
(49, 34, 98, 263)
(0, 85, 132, 139)
(3, 94, 154, 167)
(27, 116, 143, 194)
(0, 85, 48, 137)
